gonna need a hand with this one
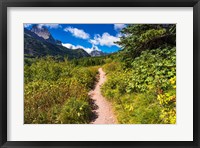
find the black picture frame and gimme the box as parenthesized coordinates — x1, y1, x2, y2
(0, 0, 200, 147)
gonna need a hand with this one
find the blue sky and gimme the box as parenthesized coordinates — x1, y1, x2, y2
(24, 24, 126, 53)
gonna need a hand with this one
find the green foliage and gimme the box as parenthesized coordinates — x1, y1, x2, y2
(113, 93, 162, 124)
(101, 47, 176, 124)
(70, 56, 106, 67)
(72, 66, 98, 89)
(59, 98, 92, 124)
(157, 76, 176, 124)
(24, 57, 98, 124)
(103, 62, 122, 73)
(127, 48, 176, 93)
(116, 24, 176, 67)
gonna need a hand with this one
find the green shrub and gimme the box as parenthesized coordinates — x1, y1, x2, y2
(24, 57, 98, 124)
(101, 48, 176, 124)
(58, 98, 92, 124)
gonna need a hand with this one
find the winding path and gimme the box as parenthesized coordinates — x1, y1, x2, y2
(89, 68, 117, 124)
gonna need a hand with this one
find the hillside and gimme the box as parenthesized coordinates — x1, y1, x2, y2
(24, 27, 90, 59)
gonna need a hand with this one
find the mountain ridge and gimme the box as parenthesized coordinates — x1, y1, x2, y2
(90, 50, 107, 57)
(24, 27, 90, 59)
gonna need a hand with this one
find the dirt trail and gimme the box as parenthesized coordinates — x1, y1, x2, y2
(89, 68, 117, 124)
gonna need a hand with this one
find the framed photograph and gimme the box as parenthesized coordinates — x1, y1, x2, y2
(0, 0, 199, 147)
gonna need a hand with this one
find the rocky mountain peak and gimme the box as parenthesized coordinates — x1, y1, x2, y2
(30, 24, 62, 45)
(90, 50, 106, 57)
(31, 25, 51, 40)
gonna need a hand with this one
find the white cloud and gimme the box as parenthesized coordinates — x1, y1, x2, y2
(45, 24, 62, 29)
(114, 24, 126, 31)
(24, 23, 32, 28)
(89, 32, 120, 47)
(116, 32, 124, 37)
(62, 43, 76, 49)
(37, 24, 61, 29)
(64, 27, 90, 39)
(62, 43, 100, 54)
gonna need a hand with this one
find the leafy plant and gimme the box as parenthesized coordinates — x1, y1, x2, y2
(101, 47, 176, 124)
(24, 57, 98, 124)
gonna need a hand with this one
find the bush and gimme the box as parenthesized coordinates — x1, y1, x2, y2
(58, 98, 92, 124)
(24, 57, 98, 124)
(101, 48, 176, 124)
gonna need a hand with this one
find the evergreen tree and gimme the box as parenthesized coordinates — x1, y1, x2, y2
(116, 24, 176, 66)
